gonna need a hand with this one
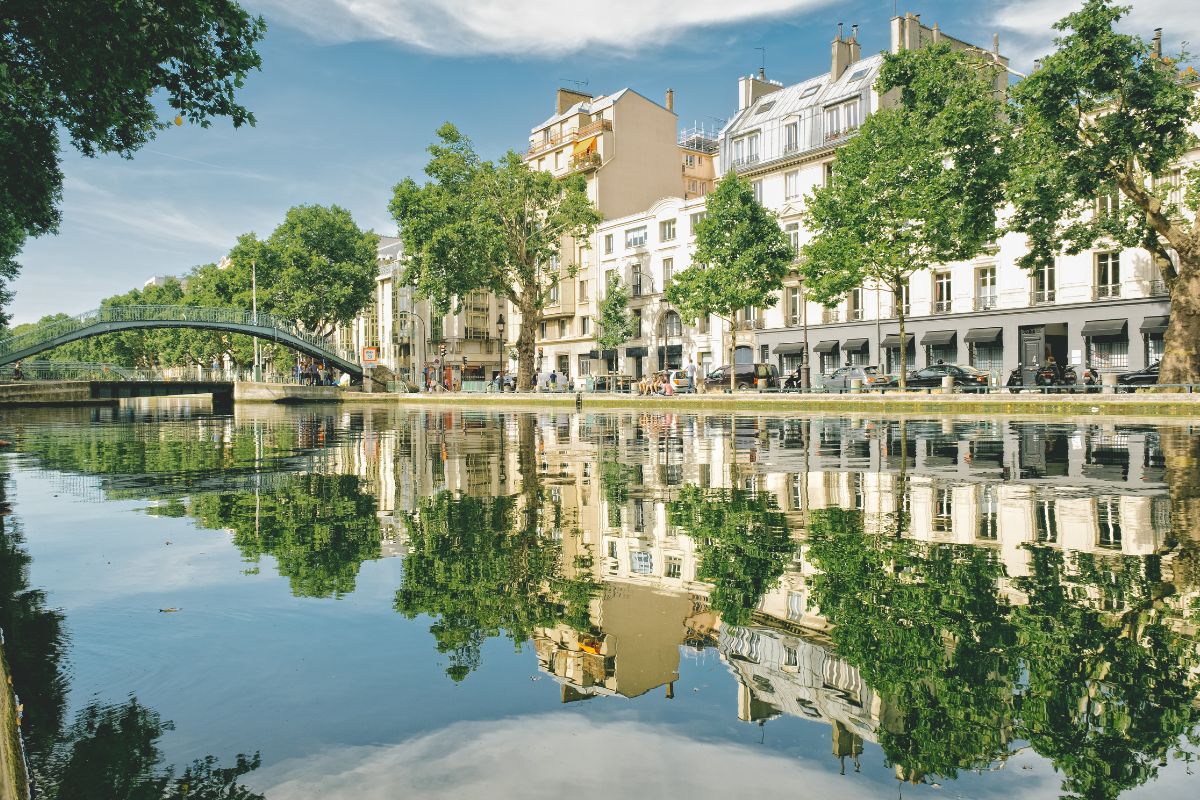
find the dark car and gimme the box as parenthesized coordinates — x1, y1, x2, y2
(704, 363, 780, 391)
(821, 365, 888, 393)
(886, 363, 990, 391)
(1117, 361, 1159, 389)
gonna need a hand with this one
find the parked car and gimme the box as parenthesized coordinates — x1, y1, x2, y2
(703, 363, 780, 391)
(667, 369, 696, 393)
(821, 365, 888, 393)
(886, 363, 990, 391)
(1117, 361, 1159, 390)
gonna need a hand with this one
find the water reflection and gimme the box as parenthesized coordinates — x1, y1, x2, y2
(3, 406, 1199, 798)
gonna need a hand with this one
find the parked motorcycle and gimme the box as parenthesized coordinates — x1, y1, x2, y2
(783, 369, 802, 390)
(1007, 363, 1096, 392)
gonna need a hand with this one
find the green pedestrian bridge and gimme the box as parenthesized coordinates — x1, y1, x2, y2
(0, 305, 362, 377)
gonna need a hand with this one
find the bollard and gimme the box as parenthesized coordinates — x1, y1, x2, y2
(941, 375, 955, 395)
(850, 378, 863, 394)
(575, 391, 583, 410)
(1102, 372, 1118, 395)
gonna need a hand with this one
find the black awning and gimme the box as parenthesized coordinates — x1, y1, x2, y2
(814, 340, 839, 353)
(1081, 319, 1128, 337)
(665, 344, 683, 357)
(773, 342, 807, 355)
(625, 346, 648, 357)
(843, 338, 869, 351)
(602, 349, 618, 359)
(1140, 315, 1169, 334)
(921, 330, 956, 346)
(586, 350, 601, 359)
(964, 327, 1003, 344)
(881, 333, 914, 348)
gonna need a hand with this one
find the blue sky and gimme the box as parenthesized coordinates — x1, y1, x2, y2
(10, 0, 1193, 324)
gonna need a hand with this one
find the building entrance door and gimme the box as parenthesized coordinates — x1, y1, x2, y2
(1019, 327, 1044, 386)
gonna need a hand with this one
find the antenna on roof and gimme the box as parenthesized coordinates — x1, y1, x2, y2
(559, 78, 589, 91)
(755, 46, 766, 76)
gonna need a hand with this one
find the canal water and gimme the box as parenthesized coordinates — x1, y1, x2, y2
(0, 402, 1197, 799)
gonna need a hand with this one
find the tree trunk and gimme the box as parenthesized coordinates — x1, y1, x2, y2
(898, 306, 908, 390)
(729, 324, 737, 394)
(1160, 425, 1200, 594)
(516, 302, 539, 392)
(1158, 255, 1200, 387)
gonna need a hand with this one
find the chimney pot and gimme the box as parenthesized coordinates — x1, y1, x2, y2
(758, 66, 765, 79)
(851, 24, 859, 41)
(665, 88, 674, 111)
(837, 22, 844, 40)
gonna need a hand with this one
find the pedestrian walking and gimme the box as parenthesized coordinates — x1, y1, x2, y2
(685, 359, 696, 393)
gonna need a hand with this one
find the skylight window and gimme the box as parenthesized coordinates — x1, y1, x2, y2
(799, 84, 820, 99)
(847, 67, 869, 82)
(755, 100, 776, 115)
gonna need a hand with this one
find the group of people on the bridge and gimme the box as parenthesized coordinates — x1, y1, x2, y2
(295, 360, 338, 385)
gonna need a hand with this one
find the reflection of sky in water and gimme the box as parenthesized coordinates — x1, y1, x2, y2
(4, 407, 1199, 799)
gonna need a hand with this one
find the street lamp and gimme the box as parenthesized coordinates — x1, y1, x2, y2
(800, 277, 811, 390)
(496, 313, 506, 392)
(461, 355, 468, 392)
(396, 310, 426, 390)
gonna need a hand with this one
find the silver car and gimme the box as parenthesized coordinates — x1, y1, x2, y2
(822, 365, 887, 393)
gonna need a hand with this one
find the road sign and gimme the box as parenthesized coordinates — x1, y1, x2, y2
(362, 346, 379, 364)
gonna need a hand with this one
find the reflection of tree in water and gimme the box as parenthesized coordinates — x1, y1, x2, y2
(0, 469, 263, 798)
(190, 473, 382, 598)
(804, 507, 1200, 797)
(395, 490, 598, 682)
(37, 698, 262, 800)
(667, 485, 792, 626)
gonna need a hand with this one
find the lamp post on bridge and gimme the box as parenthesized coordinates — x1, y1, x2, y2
(496, 313, 506, 392)
(251, 258, 261, 382)
(396, 310, 426, 389)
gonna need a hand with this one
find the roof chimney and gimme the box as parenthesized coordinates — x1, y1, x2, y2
(1152, 27, 1163, 59)
(665, 88, 674, 111)
(832, 22, 858, 80)
(737, 72, 783, 111)
(555, 87, 592, 115)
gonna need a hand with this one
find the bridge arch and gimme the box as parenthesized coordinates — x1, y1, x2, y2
(0, 306, 362, 376)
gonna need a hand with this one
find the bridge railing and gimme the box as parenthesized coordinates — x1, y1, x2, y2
(0, 361, 144, 381)
(0, 306, 358, 365)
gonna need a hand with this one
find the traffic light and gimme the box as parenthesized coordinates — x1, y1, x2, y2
(439, 343, 447, 359)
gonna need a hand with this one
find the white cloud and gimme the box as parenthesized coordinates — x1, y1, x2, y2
(250, 0, 832, 56)
(988, 0, 1200, 69)
(253, 713, 897, 800)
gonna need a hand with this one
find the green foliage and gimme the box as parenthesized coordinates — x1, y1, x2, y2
(37, 698, 263, 800)
(190, 474, 383, 599)
(667, 484, 792, 626)
(665, 172, 793, 332)
(390, 123, 601, 389)
(801, 44, 1010, 383)
(395, 490, 598, 681)
(596, 274, 634, 352)
(803, 507, 1200, 795)
(0, 0, 266, 324)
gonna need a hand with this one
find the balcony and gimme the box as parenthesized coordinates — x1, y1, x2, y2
(1093, 283, 1121, 300)
(736, 319, 764, 331)
(569, 151, 601, 173)
(526, 118, 613, 159)
(822, 309, 841, 324)
(974, 294, 998, 311)
(730, 154, 761, 170)
(932, 299, 953, 315)
(847, 308, 864, 322)
(1149, 278, 1169, 297)
(1030, 289, 1056, 306)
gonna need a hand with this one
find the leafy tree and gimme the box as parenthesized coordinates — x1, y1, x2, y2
(667, 484, 792, 625)
(800, 44, 1010, 387)
(190, 474, 383, 599)
(665, 172, 793, 393)
(596, 273, 634, 379)
(38, 698, 263, 800)
(390, 124, 601, 390)
(0, 0, 266, 325)
(1006, 0, 1200, 385)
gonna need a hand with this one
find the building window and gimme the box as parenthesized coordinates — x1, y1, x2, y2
(698, 315, 709, 334)
(580, 316, 591, 335)
(683, 153, 696, 168)
(554, 150, 562, 170)
(660, 219, 676, 241)
(548, 282, 559, 304)
(633, 309, 642, 338)
(664, 310, 682, 337)
(1032, 263, 1056, 304)
(429, 315, 444, 343)
(1095, 186, 1120, 218)
(1158, 168, 1185, 206)
(848, 347, 868, 367)
(558, 319, 568, 338)
(971, 343, 1003, 376)
(1089, 336, 1129, 370)
(933, 272, 952, 314)
(746, 133, 760, 163)
(760, 344, 769, 363)
(824, 99, 859, 140)
(687, 179, 699, 194)
(690, 211, 707, 233)
(630, 550, 653, 574)
(625, 226, 647, 248)
(539, 321, 548, 339)
(848, 287, 864, 321)
(784, 221, 800, 254)
(978, 486, 999, 540)
(632, 269, 644, 297)
(578, 355, 592, 376)
(1146, 333, 1165, 363)
(666, 558, 682, 579)
(787, 287, 802, 326)
(820, 349, 839, 374)
(975, 265, 997, 310)
(1097, 499, 1122, 549)
(752, 179, 763, 203)
(784, 170, 799, 199)
(1095, 251, 1120, 298)
(934, 488, 953, 532)
(784, 121, 799, 152)
(928, 343, 957, 365)
(662, 257, 674, 285)
(604, 233, 613, 254)
(823, 161, 835, 186)
(578, 280, 588, 302)
(1034, 499, 1057, 543)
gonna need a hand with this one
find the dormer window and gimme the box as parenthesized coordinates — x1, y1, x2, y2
(847, 67, 869, 82)
(799, 84, 820, 100)
(755, 100, 776, 115)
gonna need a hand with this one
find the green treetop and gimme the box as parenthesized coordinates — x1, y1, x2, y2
(801, 44, 1010, 386)
(1006, 0, 1200, 385)
(665, 172, 793, 393)
(390, 124, 601, 390)
(596, 273, 635, 374)
(0, 0, 266, 325)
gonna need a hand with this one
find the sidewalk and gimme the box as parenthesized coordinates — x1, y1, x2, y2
(339, 388, 1200, 417)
